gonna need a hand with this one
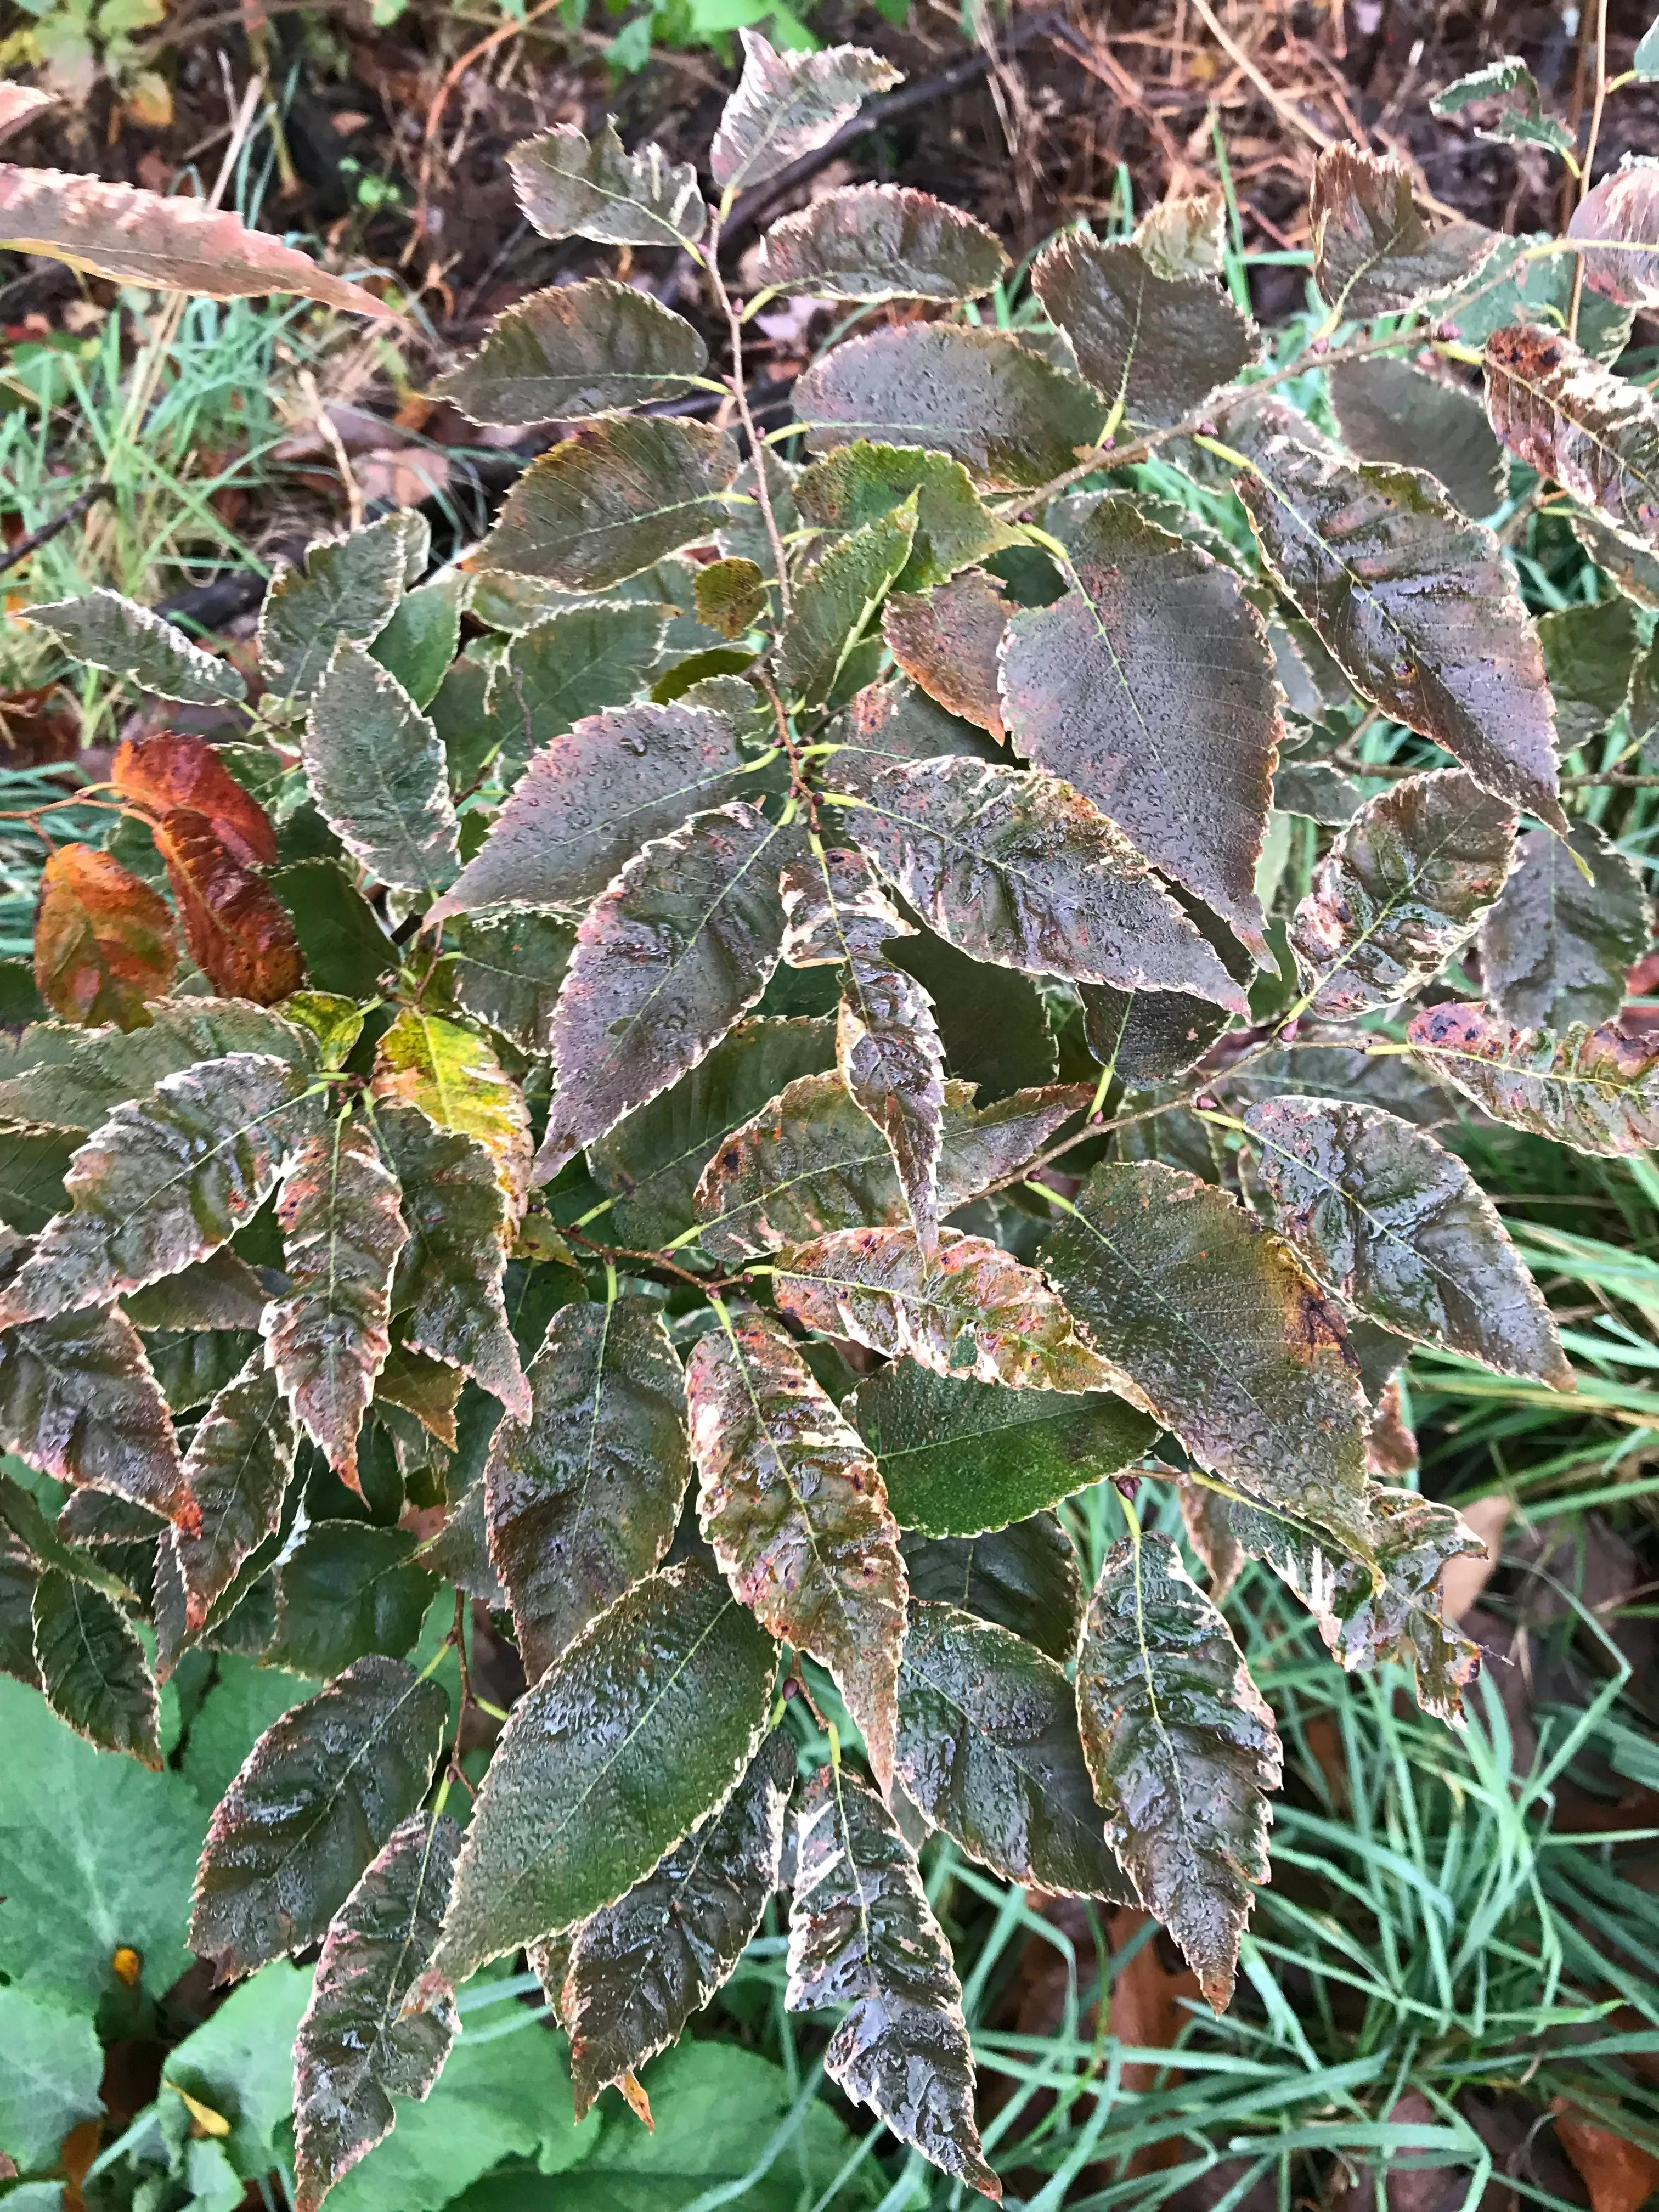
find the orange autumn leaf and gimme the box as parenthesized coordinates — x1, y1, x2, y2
(1554, 2104, 1659, 2212)
(154, 808, 304, 1005)
(114, 732, 278, 867)
(34, 843, 177, 1030)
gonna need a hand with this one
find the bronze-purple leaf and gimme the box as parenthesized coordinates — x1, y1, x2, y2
(1308, 145, 1499, 317)
(1483, 323, 1659, 552)
(884, 569, 1009, 739)
(1405, 1000, 1659, 1155)
(0, 1302, 192, 1530)
(1031, 235, 1254, 429)
(755, 183, 1008, 302)
(778, 844, 911, 968)
(1476, 820, 1651, 1032)
(838, 958, 946, 1251)
(173, 1355, 298, 1632)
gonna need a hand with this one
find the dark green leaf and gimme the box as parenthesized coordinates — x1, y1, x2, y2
(1215, 1031, 1457, 1128)
(428, 698, 747, 924)
(687, 1308, 905, 1790)
(509, 120, 706, 249)
(370, 571, 468, 710)
(1042, 1160, 1373, 1550)
(1428, 57, 1575, 156)
(0, 1125, 73, 1236)
(780, 500, 917, 708)
(189, 1654, 448, 1981)
(268, 1522, 436, 1675)
(900, 1514, 1081, 1661)
(428, 1559, 776, 1983)
(1243, 1096, 1570, 1384)
(709, 29, 900, 190)
(756, 183, 1008, 302)
(794, 442, 1019, 593)
(1002, 495, 1279, 958)
(0, 1303, 190, 1527)
(486, 1295, 689, 1681)
(795, 324, 1105, 490)
(484, 419, 741, 591)
(142, 1324, 258, 1415)
(31, 1566, 160, 1765)
(695, 557, 767, 639)
(1327, 356, 1506, 520)
(259, 515, 422, 706)
(1031, 237, 1253, 430)
(1308, 145, 1500, 317)
(306, 644, 461, 900)
(1231, 404, 1564, 830)
(1076, 1533, 1281, 2008)
(786, 1763, 997, 2198)
(849, 1362, 1154, 1537)
(537, 802, 795, 1177)
(0, 1529, 38, 1684)
(1406, 999, 1659, 1154)
(898, 1600, 1128, 1896)
(1272, 758, 1363, 825)
(563, 1728, 795, 2120)
(1539, 599, 1638, 747)
(888, 926, 1055, 1098)
(173, 1355, 297, 1631)
(25, 587, 247, 704)
(445, 911, 576, 1054)
(588, 1014, 835, 1248)
(1079, 888, 1252, 1088)
(773, 1224, 1113, 1392)
(1289, 769, 1517, 1017)
(266, 1115, 409, 1492)
(292, 1812, 462, 2212)
(1477, 820, 1649, 1032)
(435, 280, 708, 426)
(0, 998, 312, 1136)
(1484, 323, 1659, 553)
(272, 860, 398, 1001)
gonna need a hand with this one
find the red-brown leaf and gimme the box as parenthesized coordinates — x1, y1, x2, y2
(154, 809, 305, 1005)
(114, 734, 278, 867)
(882, 569, 1009, 739)
(33, 845, 177, 1031)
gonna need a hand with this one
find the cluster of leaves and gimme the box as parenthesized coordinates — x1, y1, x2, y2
(2, 32, 1658, 2205)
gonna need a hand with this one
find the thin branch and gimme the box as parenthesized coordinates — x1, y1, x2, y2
(0, 483, 112, 581)
(1569, 0, 1610, 343)
(706, 212, 793, 620)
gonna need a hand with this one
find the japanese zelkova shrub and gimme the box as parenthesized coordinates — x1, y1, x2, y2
(4, 37, 1657, 2206)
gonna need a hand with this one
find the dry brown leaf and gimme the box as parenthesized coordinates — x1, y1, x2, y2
(154, 808, 305, 1005)
(1553, 2103, 1659, 2212)
(33, 845, 177, 1030)
(1440, 1493, 1509, 1622)
(114, 733, 278, 867)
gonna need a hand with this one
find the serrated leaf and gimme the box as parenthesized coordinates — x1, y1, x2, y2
(430, 700, 746, 927)
(1032, 236, 1253, 430)
(189, 1654, 448, 1980)
(787, 1762, 998, 2198)
(838, 957, 946, 1249)
(795, 324, 1105, 490)
(1272, 758, 1364, 825)
(444, 911, 575, 1057)
(1135, 187, 1227, 280)
(305, 643, 460, 899)
(1540, 597, 1637, 747)
(755, 183, 1008, 302)
(1002, 496, 1280, 958)
(773, 1224, 1113, 1392)
(510, 119, 706, 247)
(487, 1295, 689, 1681)
(1566, 157, 1659, 309)
(1572, 510, 1659, 608)
(795, 442, 1018, 593)
(428, 1559, 775, 1983)
(269, 1522, 436, 1675)
(1076, 1533, 1281, 2008)
(589, 1013, 835, 1248)
(695, 557, 767, 639)
(1429, 57, 1575, 155)
(433, 279, 708, 426)
(710, 29, 901, 190)
(848, 1361, 1154, 1537)
(1080, 890, 1253, 1088)
(1483, 323, 1659, 551)
(1230, 404, 1564, 830)
(31, 1566, 160, 1765)
(33, 844, 176, 1031)
(155, 811, 307, 1005)
(1289, 769, 1517, 1017)
(1327, 357, 1506, 520)
(376, 1104, 527, 1419)
(1042, 1160, 1374, 1547)
(688, 1308, 905, 1790)
(1308, 145, 1501, 316)
(780, 499, 917, 708)
(0, 1126, 74, 1238)
(538, 802, 795, 1177)
(496, 604, 672, 782)
(1178, 1476, 1244, 1602)
(145, 1325, 260, 1420)
(1405, 999, 1659, 1154)
(0, 162, 396, 317)
(484, 418, 740, 591)
(0, 1053, 314, 1333)
(259, 516, 420, 705)
(841, 753, 1249, 1006)
(292, 1811, 461, 2212)
(265, 1115, 407, 1491)
(0, 1000, 311, 1138)
(1478, 820, 1649, 1032)
(0, 1302, 188, 1527)
(372, 1009, 530, 1216)
(780, 843, 909, 969)
(693, 1071, 1085, 1258)
(901, 1517, 1082, 1661)
(25, 588, 246, 704)
(1242, 1095, 1568, 1385)
(898, 1600, 1127, 1898)
(563, 1726, 795, 2120)
(884, 567, 1009, 739)
(112, 732, 277, 866)
(172, 1356, 296, 1631)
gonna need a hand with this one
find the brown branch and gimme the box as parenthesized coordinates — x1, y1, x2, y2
(0, 482, 112, 581)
